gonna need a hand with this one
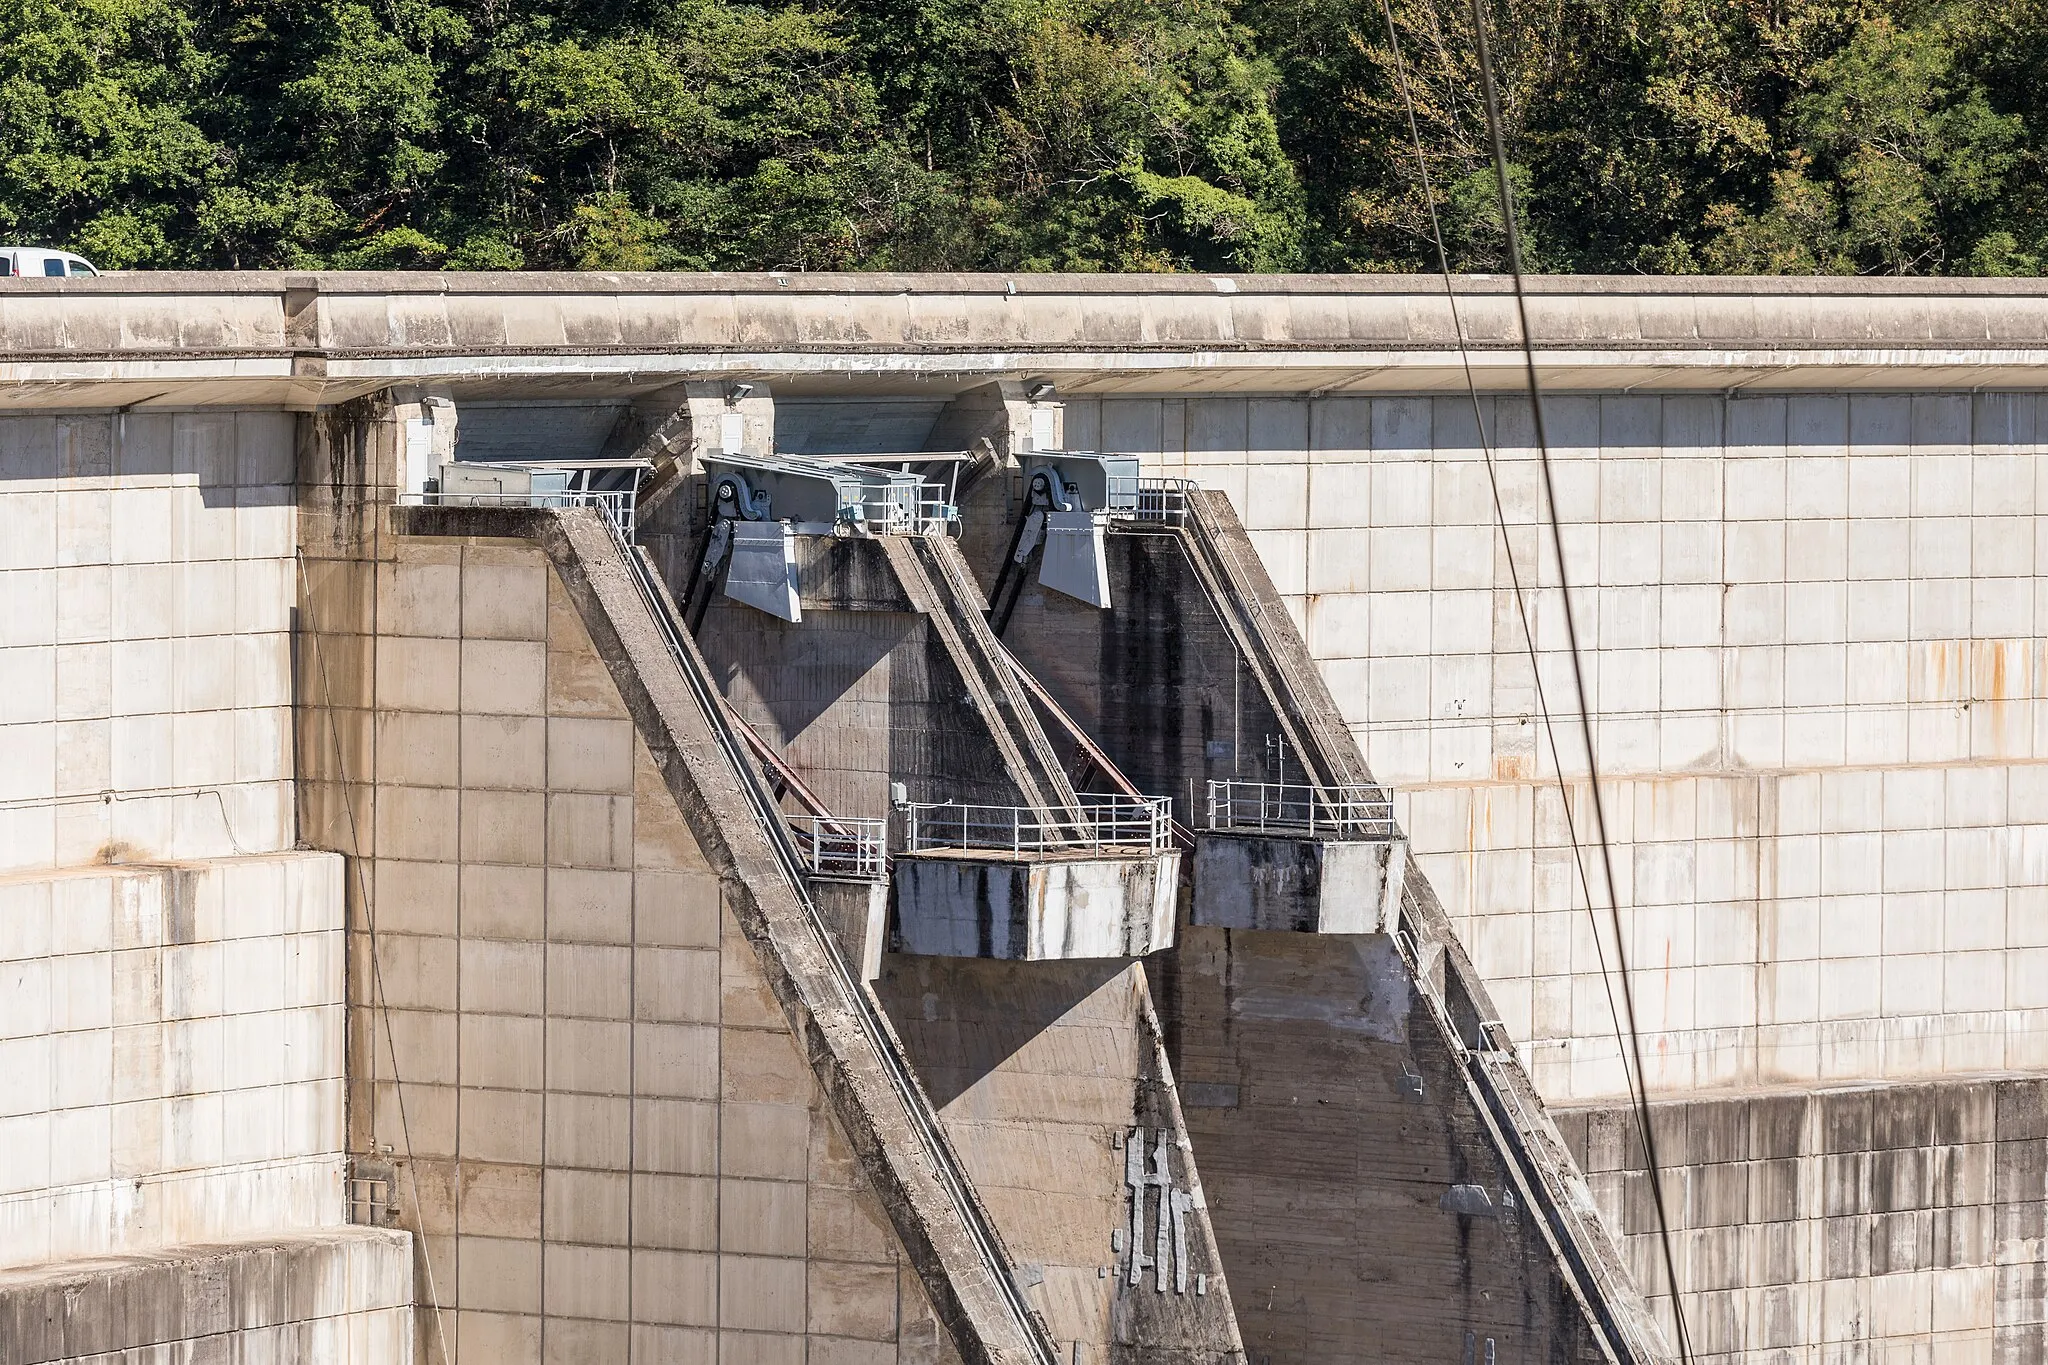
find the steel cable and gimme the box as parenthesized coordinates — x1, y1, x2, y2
(1371, 1, 1697, 1358)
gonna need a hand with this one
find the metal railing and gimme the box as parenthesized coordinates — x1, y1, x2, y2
(1205, 779, 1398, 839)
(402, 487, 637, 541)
(902, 794, 1174, 856)
(847, 489, 958, 536)
(1105, 475, 1197, 524)
(787, 816, 887, 878)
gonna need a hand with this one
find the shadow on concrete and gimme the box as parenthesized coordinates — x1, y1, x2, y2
(0, 411, 299, 508)
(872, 953, 1130, 1110)
(703, 604, 907, 743)
(1064, 389, 2039, 459)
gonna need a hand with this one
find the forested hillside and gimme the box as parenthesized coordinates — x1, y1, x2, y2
(6, 0, 2044, 274)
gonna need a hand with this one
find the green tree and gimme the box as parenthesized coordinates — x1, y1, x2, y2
(2, 0, 2044, 275)
(1706, 12, 2023, 273)
(0, 0, 223, 267)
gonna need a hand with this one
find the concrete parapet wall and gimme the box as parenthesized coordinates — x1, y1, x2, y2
(8, 274, 2048, 404)
(0, 411, 300, 874)
(0, 853, 346, 1273)
(1556, 1076, 2048, 1365)
(0, 1227, 413, 1365)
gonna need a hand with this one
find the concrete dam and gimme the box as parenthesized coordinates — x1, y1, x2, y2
(0, 272, 2043, 1365)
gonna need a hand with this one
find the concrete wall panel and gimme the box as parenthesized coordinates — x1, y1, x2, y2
(0, 853, 346, 1272)
(0, 411, 298, 873)
(0, 1226, 413, 1365)
(1066, 389, 2048, 1101)
(303, 528, 984, 1365)
(875, 956, 1245, 1365)
(1559, 1077, 2048, 1365)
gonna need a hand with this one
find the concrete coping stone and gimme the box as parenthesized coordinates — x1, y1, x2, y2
(0, 1227, 413, 1362)
(0, 1227, 411, 1296)
(13, 271, 2048, 298)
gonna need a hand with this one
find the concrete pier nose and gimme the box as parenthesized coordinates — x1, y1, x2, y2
(1190, 780, 1408, 935)
(891, 845, 1181, 960)
(1190, 833, 1405, 935)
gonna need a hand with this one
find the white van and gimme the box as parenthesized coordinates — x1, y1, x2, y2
(0, 248, 101, 277)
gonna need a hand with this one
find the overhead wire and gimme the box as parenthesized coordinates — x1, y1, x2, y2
(1372, 0, 1695, 1359)
(1463, 6, 1696, 1359)
(1369, 0, 1634, 1150)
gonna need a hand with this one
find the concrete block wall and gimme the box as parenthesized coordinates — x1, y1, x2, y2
(309, 531, 967, 1365)
(1062, 392, 2048, 1101)
(0, 399, 399, 1362)
(1404, 766, 2048, 1103)
(1555, 1076, 2048, 1365)
(1065, 392, 2046, 786)
(0, 411, 299, 874)
(0, 854, 347, 1272)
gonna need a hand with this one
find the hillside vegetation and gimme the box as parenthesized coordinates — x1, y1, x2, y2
(6, 0, 2043, 274)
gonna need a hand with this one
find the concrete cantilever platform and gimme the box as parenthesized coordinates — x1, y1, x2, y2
(892, 847, 1179, 960)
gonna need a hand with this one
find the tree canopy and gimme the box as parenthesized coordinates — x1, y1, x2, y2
(2, 0, 2043, 273)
